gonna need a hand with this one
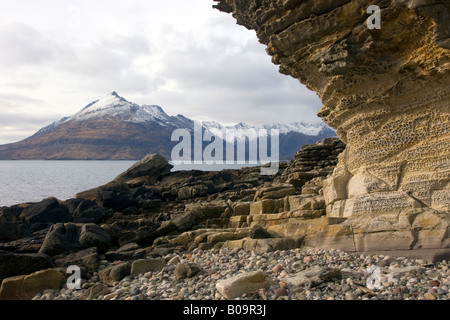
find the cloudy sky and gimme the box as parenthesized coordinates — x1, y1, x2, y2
(0, 0, 323, 145)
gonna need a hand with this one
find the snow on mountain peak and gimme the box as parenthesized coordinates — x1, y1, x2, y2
(201, 120, 330, 143)
(34, 92, 334, 141)
(264, 122, 325, 136)
(67, 92, 169, 124)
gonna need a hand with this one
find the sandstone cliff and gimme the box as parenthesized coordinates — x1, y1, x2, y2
(213, 0, 450, 258)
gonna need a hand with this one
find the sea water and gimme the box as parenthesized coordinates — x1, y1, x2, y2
(0, 160, 258, 207)
(0, 160, 135, 207)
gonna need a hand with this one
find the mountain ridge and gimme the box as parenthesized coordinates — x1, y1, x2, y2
(0, 92, 336, 160)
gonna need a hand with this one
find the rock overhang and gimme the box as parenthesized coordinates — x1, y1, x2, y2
(213, 0, 450, 257)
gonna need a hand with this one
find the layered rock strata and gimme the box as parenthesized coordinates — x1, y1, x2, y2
(0, 135, 448, 298)
(213, 0, 450, 258)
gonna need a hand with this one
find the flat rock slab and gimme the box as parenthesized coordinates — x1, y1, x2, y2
(284, 267, 342, 289)
(0, 269, 65, 300)
(130, 259, 166, 278)
(174, 262, 202, 281)
(113, 154, 172, 184)
(98, 262, 131, 286)
(216, 270, 272, 299)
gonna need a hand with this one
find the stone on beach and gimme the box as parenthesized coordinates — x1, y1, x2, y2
(216, 270, 272, 299)
(98, 262, 131, 286)
(174, 262, 202, 281)
(284, 267, 342, 288)
(130, 259, 166, 278)
(0, 269, 65, 300)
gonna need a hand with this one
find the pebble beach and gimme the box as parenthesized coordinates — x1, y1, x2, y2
(33, 248, 450, 301)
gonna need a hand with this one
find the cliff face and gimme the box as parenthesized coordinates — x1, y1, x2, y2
(214, 0, 450, 257)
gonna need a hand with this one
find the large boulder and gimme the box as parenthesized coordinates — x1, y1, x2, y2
(253, 184, 296, 201)
(38, 223, 82, 256)
(98, 262, 131, 286)
(79, 283, 110, 300)
(130, 259, 166, 278)
(96, 183, 135, 212)
(112, 154, 173, 184)
(185, 201, 228, 221)
(70, 199, 106, 224)
(0, 206, 28, 240)
(101, 219, 144, 244)
(216, 270, 272, 299)
(0, 222, 28, 241)
(0, 269, 66, 300)
(172, 212, 197, 232)
(19, 198, 71, 231)
(0, 205, 24, 222)
(79, 224, 111, 253)
(39, 223, 111, 256)
(248, 225, 271, 239)
(284, 267, 342, 289)
(0, 250, 54, 280)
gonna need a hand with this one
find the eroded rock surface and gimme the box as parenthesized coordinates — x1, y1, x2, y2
(214, 0, 450, 257)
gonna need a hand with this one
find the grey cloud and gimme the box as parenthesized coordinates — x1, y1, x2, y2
(0, 23, 55, 67)
(55, 34, 156, 95)
(0, 111, 60, 144)
(0, 113, 55, 127)
(99, 34, 151, 55)
(0, 93, 44, 107)
(162, 39, 278, 90)
(0, 1, 324, 144)
(0, 94, 59, 142)
(151, 32, 322, 125)
(154, 82, 322, 126)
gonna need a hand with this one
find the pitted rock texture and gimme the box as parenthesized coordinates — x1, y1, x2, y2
(277, 138, 345, 187)
(214, 0, 450, 255)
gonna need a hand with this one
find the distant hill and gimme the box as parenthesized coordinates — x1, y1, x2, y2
(0, 92, 336, 161)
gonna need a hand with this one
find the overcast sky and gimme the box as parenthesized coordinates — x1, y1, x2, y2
(0, 0, 323, 145)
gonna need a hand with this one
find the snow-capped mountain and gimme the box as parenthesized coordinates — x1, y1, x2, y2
(37, 92, 191, 134)
(69, 91, 172, 124)
(202, 120, 328, 143)
(0, 92, 335, 160)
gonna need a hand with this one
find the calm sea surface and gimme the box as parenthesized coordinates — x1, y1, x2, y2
(0, 161, 259, 207)
(0, 161, 135, 207)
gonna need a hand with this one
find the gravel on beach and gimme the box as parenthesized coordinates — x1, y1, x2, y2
(32, 248, 450, 301)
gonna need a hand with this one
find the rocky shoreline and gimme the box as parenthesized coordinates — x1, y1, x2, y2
(0, 138, 449, 300)
(1, 0, 449, 303)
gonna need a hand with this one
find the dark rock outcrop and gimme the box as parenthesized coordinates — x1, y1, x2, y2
(38, 223, 82, 256)
(19, 198, 71, 232)
(112, 154, 173, 185)
(0, 250, 53, 281)
(79, 224, 111, 253)
(96, 183, 135, 212)
(39, 223, 111, 256)
(69, 199, 106, 224)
